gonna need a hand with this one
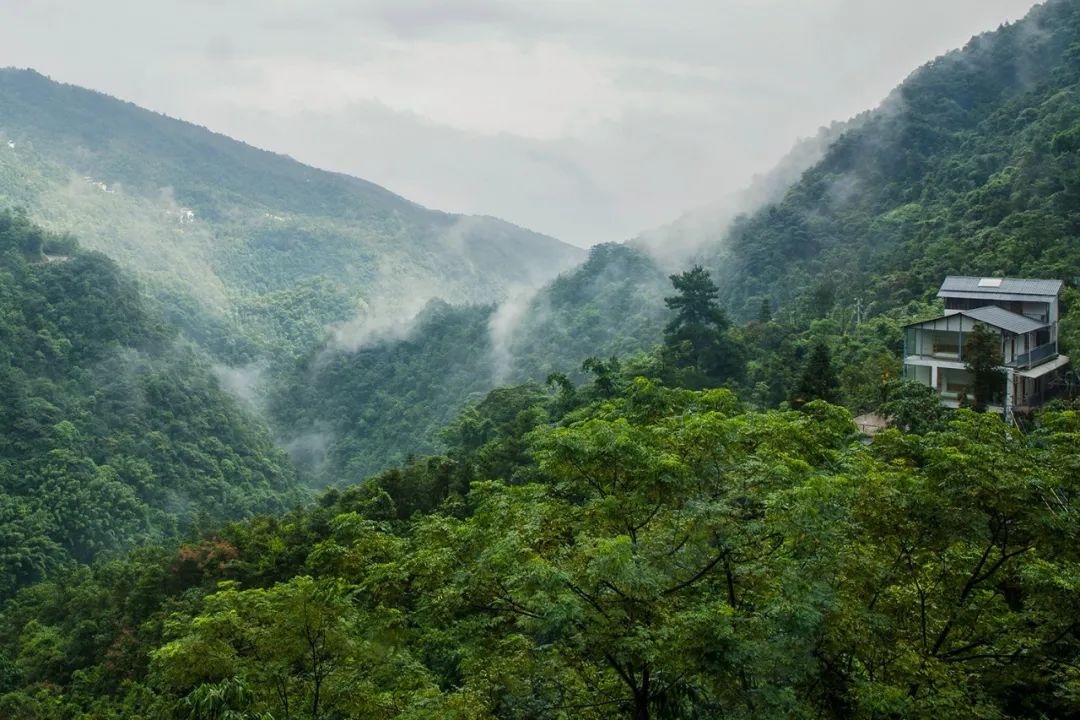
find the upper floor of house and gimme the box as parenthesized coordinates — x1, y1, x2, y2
(937, 276, 1062, 325)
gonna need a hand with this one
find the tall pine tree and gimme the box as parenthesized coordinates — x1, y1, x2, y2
(663, 266, 744, 387)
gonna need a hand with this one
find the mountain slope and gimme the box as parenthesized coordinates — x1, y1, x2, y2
(707, 0, 1080, 320)
(0, 210, 302, 598)
(0, 68, 584, 363)
(503, 243, 671, 383)
(272, 243, 672, 485)
(272, 300, 497, 485)
(630, 117, 861, 269)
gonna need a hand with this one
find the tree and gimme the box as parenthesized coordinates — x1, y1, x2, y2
(808, 279, 837, 319)
(152, 577, 370, 720)
(545, 371, 579, 416)
(582, 356, 622, 399)
(964, 323, 1005, 412)
(663, 266, 743, 386)
(793, 341, 839, 406)
(417, 384, 855, 719)
(757, 297, 773, 324)
(880, 379, 948, 434)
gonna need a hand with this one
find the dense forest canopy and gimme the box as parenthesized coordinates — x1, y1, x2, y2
(2, 370, 1079, 718)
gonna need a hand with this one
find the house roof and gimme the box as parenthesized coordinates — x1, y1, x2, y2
(938, 276, 1063, 298)
(904, 306, 1047, 334)
(961, 305, 1047, 334)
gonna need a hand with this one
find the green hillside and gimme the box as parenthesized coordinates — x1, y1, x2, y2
(504, 243, 670, 383)
(708, 0, 1080, 320)
(0, 68, 584, 363)
(270, 243, 673, 485)
(272, 301, 497, 486)
(0, 210, 302, 599)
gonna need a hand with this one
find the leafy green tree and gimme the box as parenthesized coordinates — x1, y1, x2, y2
(808, 278, 837, 319)
(582, 356, 623, 399)
(964, 323, 1005, 411)
(880, 379, 948, 434)
(792, 340, 839, 406)
(1059, 287, 1080, 357)
(154, 577, 357, 719)
(757, 297, 772, 324)
(545, 371, 579, 416)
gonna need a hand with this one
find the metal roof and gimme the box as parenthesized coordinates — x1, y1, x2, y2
(960, 305, 1047, 334)
(903, 305, 1048, 334)
(939, 276, 1063, 297)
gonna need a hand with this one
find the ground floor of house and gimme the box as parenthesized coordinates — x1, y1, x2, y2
(903, 355, 1072, 411)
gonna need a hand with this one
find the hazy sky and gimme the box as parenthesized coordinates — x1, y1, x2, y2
(0, 0, 1040, 246)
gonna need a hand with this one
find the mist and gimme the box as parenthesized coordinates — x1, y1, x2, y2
(488, 284, 542, 385)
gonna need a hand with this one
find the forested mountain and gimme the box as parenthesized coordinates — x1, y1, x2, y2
(630, 117, 860, 269)
(0, 68, 583, 363)
(272, 243, 670, 485)
(0, 210, 302, 599)
(708, 0, 1080, 319)
(273, 301, 497, 485)
(504, 243, 670, 383)
(7, 3, 1080, 717)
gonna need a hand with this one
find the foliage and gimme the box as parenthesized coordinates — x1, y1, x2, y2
(704, 0, 1080, 323)
(0, 210, 302, 599)
(270, 245, 671, 485)
(880, 379, 949, 434)
(964, 322, 1007, 410)
(6, 3, 1080, 717)
(271, 301, 498, 485)
(792, 340, 839, 406)
(506, 243, 670, 384)
(1, 376, 1078, 718)
(661, 265, 744, 387)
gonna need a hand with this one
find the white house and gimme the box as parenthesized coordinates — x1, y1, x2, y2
(902, 276, 1070, 412)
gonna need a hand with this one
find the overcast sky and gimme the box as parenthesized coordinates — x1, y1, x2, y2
(0, 0, 1040, 246)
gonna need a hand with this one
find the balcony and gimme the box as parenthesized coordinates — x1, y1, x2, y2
(1008, 343, 1057, 370)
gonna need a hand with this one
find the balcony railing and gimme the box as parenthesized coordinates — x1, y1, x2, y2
(1008, 343, 1057, 370)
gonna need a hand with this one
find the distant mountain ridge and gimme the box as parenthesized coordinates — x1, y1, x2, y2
(0, 68, 584, 362)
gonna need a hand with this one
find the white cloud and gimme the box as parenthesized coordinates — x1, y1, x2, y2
(175, 39, 729, 142)
(0, 0, 1042, 246)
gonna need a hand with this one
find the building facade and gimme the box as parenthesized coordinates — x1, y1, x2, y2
(902, 277, 1071, 412)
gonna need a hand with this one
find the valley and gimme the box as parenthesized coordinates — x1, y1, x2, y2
(2, 1, 1080, 718)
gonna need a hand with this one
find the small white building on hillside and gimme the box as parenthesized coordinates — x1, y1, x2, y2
(902, 276, 1070, 412)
